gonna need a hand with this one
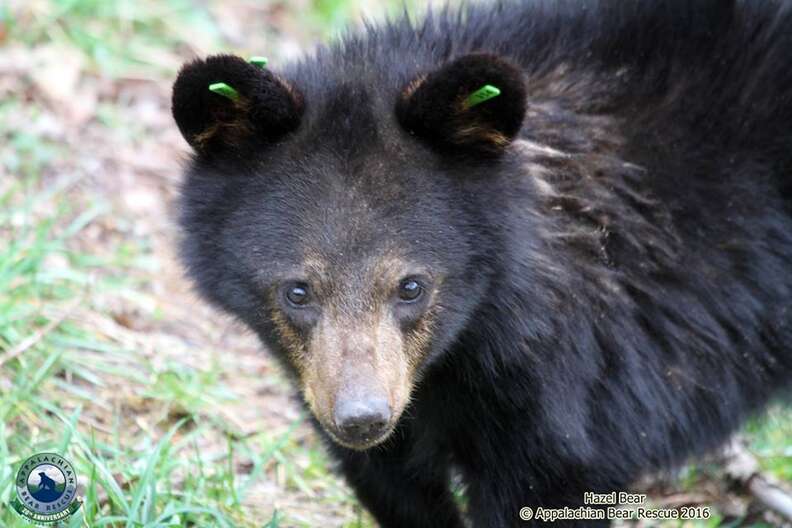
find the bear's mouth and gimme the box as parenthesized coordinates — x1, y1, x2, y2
(324, 420, 397, 451)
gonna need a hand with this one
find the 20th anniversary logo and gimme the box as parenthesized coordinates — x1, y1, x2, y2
(10, 452, 82, 524)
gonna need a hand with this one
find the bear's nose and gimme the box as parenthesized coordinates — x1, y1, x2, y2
(333, 397, 391, 445)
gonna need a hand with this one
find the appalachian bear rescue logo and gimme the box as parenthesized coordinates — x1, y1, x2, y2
(11, 452, 82, 524)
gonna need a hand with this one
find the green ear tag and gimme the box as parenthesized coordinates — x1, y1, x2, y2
(464, 84, 501, 108)
(249, 56, 268, 68)
(208, 82, 240, 101)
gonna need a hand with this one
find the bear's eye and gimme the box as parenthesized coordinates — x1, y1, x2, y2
(285, 283, 310, 306)
(398, 278, 423, 302)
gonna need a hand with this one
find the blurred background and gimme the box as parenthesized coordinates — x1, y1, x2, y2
(0, 1, 789, 526)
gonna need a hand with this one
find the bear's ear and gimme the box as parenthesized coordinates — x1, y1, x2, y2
(395, 53, 526, 156)
(172, 54, 303, 157)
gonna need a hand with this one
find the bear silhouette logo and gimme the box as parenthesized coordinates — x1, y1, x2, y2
(37, 471, 56, 491)
(28, 465, 64, 502)
(12, 453, 81, 523)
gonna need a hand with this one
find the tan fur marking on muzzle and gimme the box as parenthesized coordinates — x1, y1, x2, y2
(270, 308, 307, 365)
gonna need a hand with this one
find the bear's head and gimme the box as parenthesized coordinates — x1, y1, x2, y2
(173, 52, 527, 449)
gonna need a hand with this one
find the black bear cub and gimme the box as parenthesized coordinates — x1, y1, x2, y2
(172, 1, 792, 526)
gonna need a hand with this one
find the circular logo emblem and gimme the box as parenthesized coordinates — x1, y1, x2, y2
(11, 453, 81, 524)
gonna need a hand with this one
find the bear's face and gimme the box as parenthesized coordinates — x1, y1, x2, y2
(195, 150, 486, 450)
(173, 53, 526, 449)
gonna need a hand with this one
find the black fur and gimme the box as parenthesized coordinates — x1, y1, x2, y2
(395, 53, 527, 154)
(172, 54, 302, 157)
(173, 1, 792, 526)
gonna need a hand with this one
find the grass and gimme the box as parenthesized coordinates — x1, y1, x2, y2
(5, 0, 219, 76)
(0, 169, 368, 526)
(0, 167, 233, 526)
(1, 2, 378, 525)
(745, 406, 792, 482)
(0, 1, 789, 527)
